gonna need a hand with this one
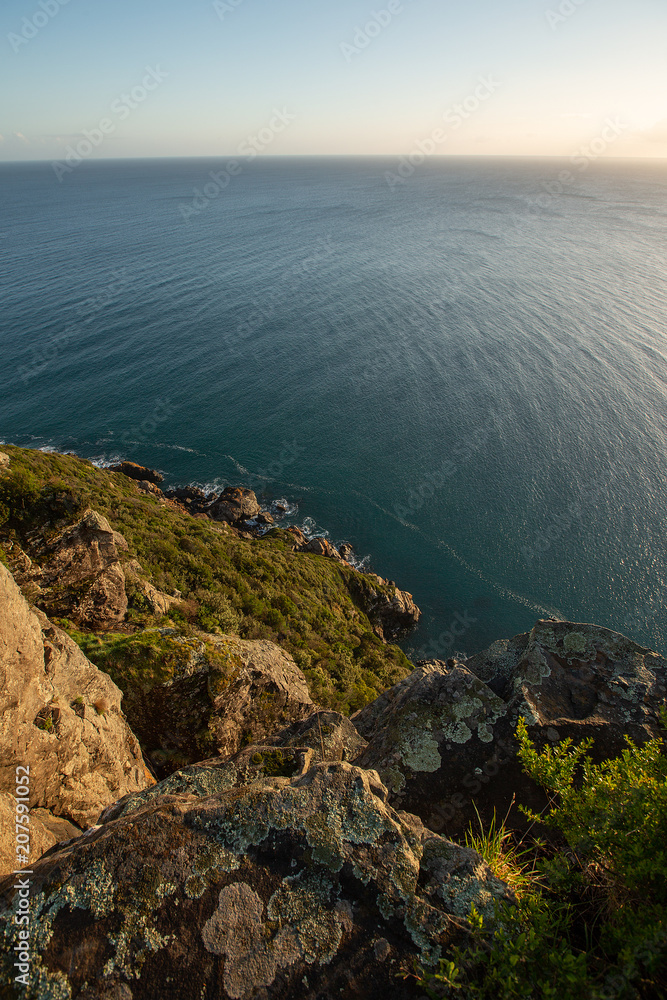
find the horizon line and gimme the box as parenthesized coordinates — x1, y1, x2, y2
(2, 152, 667, 166)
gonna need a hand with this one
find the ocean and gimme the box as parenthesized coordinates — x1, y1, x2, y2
(1, 155, 666, 660)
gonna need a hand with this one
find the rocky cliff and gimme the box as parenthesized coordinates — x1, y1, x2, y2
(0, 445, 665, 999)
(0, 561, 151, 874)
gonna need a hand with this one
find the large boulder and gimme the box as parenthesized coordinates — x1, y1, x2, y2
(354, 620, 667, 838)
(0, 755, 511, 999)
(301, 537, 343, 562)
(18, 508, 130, 628)
(114, 632, 316, 777)
(0, 562, 151, 874)
(210, 487, 261, 525)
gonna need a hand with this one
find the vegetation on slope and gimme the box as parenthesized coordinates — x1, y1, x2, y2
(0, 445, 411, 714)
(417, 719, 667, 999)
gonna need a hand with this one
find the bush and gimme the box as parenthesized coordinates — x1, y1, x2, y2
(0, 468, 41, 523)
(417, 720, 667, 999)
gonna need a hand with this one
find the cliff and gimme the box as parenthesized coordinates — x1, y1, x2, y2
(0, 446, 665, 999)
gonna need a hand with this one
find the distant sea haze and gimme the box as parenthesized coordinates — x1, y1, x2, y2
(1, 155, 666, 659)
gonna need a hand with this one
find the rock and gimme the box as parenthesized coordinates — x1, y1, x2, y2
(164, 486, 211, 503)
(286, 525, 307, 548)
(163, 486, 214, 516)
(210, 486, 261, 525)
(0, 758, 512, 998)
(354, 620, 667, 838)
(136, 579, 182, 616)
(109, 461, 164, 484)
(0, 794, 81, 875)
(350, 574, 421, 640)
(0, 451, 9, 471)
(136, 479, 163, 497)
(0, 562, 151, 874)
(353, 660, 509, 837)
(304, 536, 344, 561)
(117, 633, 316, 777)
(272, 710, 369, 763)
(339, 542, 355, 563)
(256, 511, 274, 525)
(32, 509, 130, 628)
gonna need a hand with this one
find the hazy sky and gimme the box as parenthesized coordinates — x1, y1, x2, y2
(2, 0, 666, 161)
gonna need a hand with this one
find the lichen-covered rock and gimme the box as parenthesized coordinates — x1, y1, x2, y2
(0, 759, 511, 999)
(116, 633, 315, 777)
(0, 451, 10, 471)
(0, 562, 151, 874)
(353, 660, 510, 836)
(354, 621, 667, 838)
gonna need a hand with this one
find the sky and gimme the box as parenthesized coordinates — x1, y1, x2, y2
(1, 0, 667, 161)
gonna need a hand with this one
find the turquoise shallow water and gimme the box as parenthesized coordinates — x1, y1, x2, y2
(1, 156, 666, 659)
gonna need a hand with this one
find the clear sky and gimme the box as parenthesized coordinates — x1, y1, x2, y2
(2, 0, 666, 161)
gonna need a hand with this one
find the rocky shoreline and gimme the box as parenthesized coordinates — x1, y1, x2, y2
(108, 460, 421, 640)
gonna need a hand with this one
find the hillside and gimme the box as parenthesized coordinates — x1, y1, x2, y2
(0, 446, 419, 770)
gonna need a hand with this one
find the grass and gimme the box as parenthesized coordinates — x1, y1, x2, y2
(464, 799, 538, 899)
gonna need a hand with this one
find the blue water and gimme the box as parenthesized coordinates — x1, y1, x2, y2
(1, 156, 666, 659)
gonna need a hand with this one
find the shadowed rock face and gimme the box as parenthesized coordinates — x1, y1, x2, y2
(0, 757, 511, 1000)
(121, 634, 316, 777)
(272, 711, 369, 764)
(348, 574, 421, 641)
(0, 563, 151, 875)
(353, 620, 667, 838)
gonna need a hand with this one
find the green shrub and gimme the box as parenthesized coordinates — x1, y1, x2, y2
(0, 468, 41, 523)
(417, 721, 667, 999)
